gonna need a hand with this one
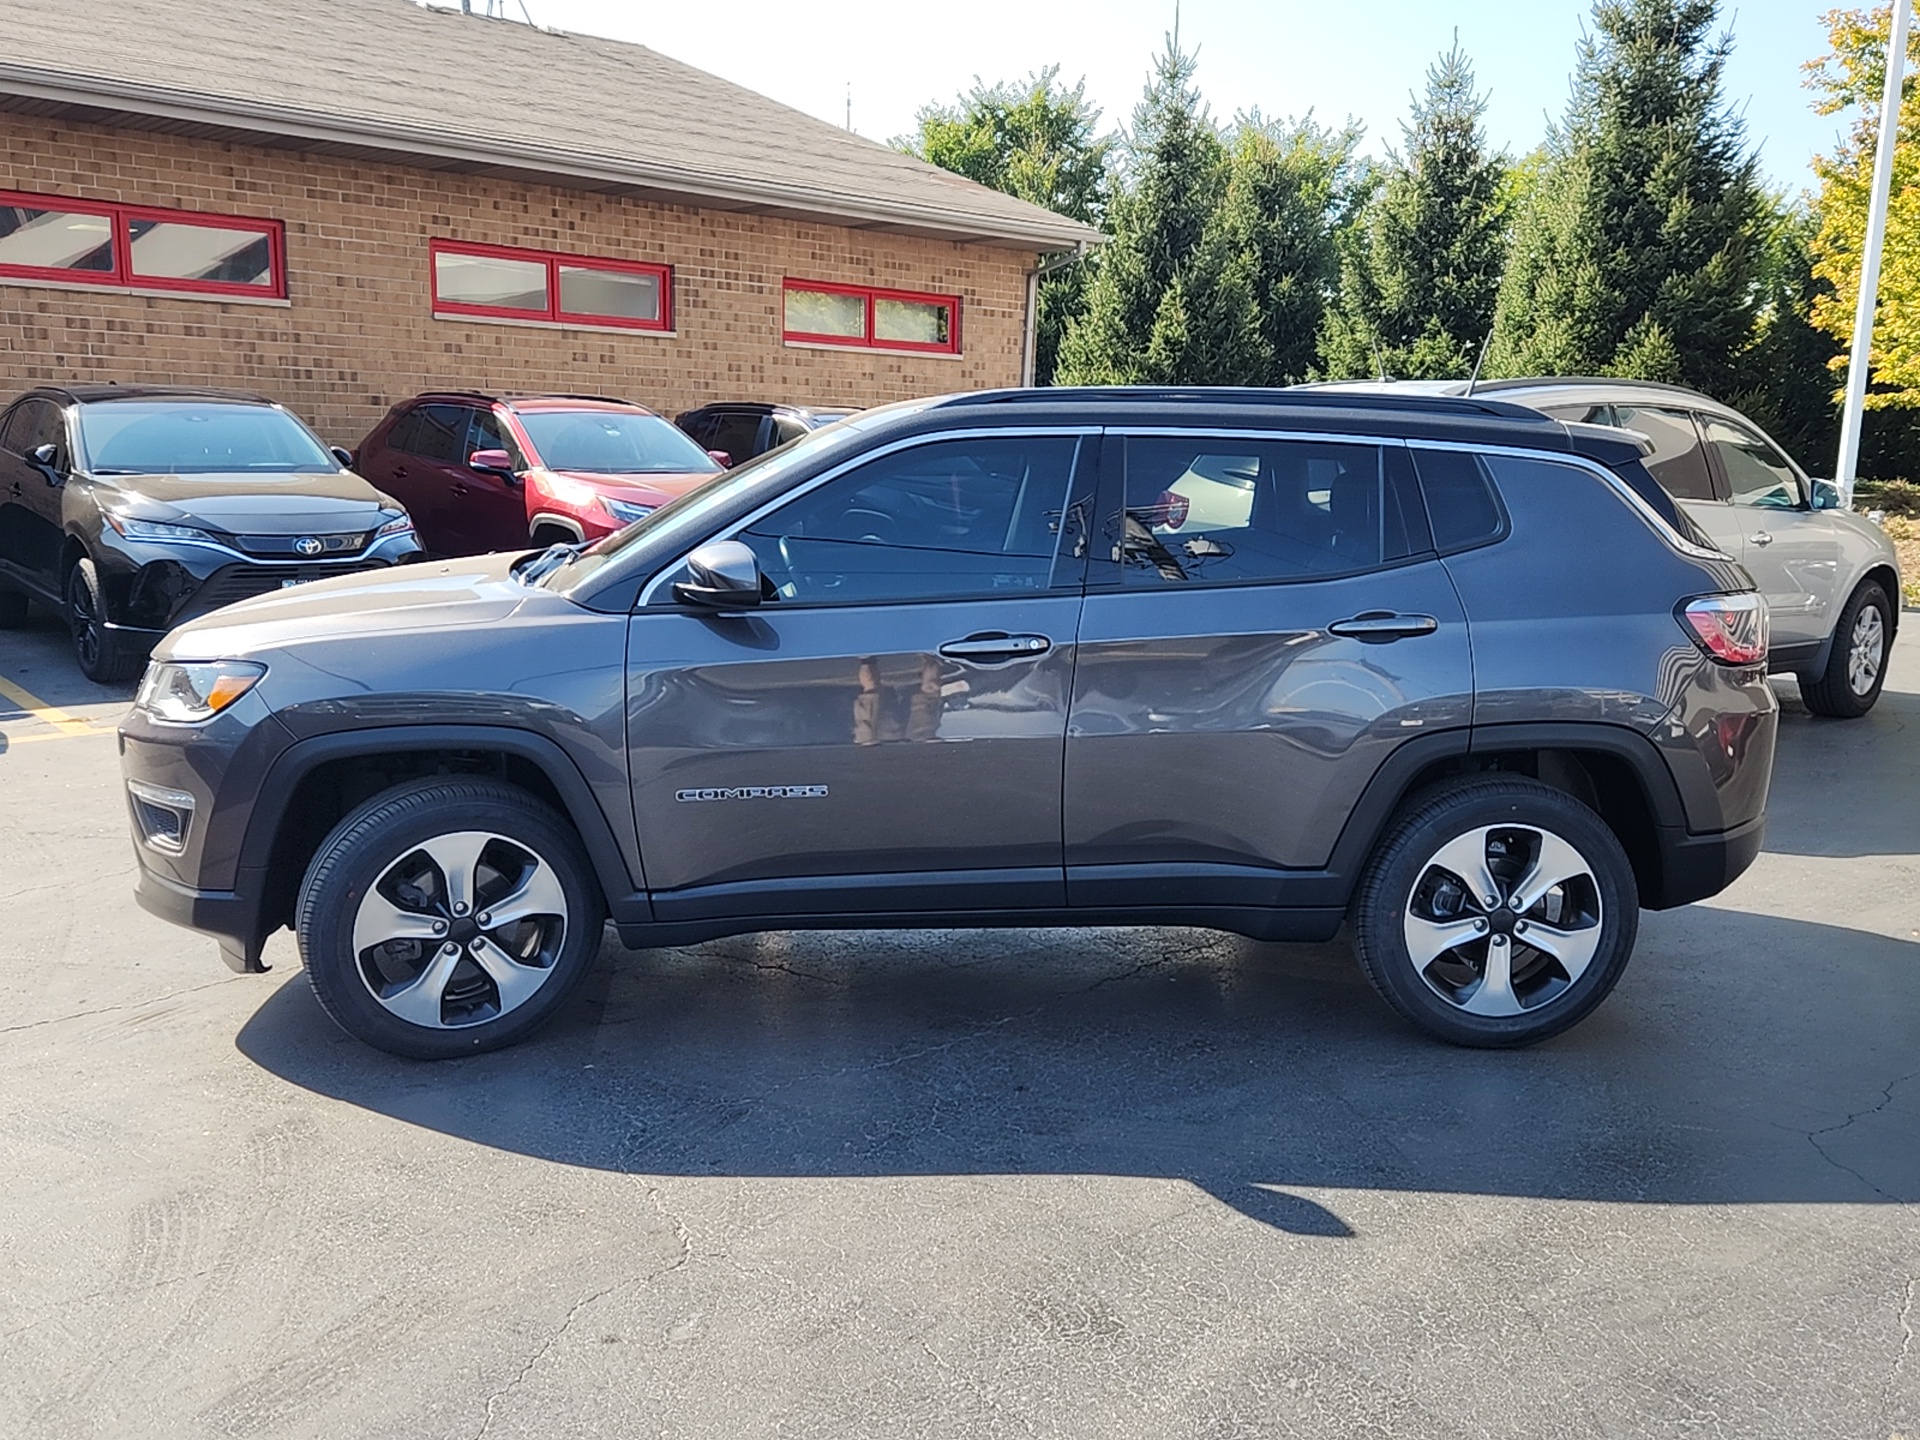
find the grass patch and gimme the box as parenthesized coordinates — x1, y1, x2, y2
(1879, 514, 1920, 606)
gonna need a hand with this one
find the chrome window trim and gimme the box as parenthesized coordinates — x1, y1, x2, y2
(1406, 437, 1730, 563)
(636, 425, 1094, 607)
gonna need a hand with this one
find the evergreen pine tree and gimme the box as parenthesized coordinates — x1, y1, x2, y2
(1054, 35, 1226, 384)
(1319, 43, 1509, 380)
(1487, 0, 1769, 393)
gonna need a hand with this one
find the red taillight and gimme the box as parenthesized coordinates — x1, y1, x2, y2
(1681, 593, 1768, 666)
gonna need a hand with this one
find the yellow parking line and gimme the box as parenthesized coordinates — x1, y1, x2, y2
(1, 727, 117, 745)
(0, 675, 102, 737)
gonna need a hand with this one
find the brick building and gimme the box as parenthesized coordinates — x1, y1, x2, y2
(0, 0, 1095, 445)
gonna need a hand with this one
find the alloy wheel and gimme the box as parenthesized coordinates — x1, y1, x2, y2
(1847, 604, 1885, 698)
(1402, 824, 1604, 1017)
(67, 567, 102, 672)
(352, 830, 570, 1029)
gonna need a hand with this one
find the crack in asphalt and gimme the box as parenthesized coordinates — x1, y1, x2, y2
(1804, 1069, 1920, 1202)
(471, 1281, 618, 1440)
(1894, 1272, 1917, 1403)
(0, 977, 239, 1036)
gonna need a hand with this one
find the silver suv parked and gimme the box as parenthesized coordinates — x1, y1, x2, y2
(120, 389, 1777, 1059)
(1311, 379, 1903, 717)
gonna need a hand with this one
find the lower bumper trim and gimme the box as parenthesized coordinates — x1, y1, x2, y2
(133, 865, 270, 971)
(1649, 813, 1766, 910)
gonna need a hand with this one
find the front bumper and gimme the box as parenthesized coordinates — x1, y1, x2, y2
(97, 530, 423, 631)
(134, 865, 273, 971)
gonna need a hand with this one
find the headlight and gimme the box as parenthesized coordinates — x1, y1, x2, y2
(601, 497, 655, 526)
(531, 470, 601, 507)
(105, 514, 216, 544)
(372, 514, 414, 539)
(134, 660, 267, 724)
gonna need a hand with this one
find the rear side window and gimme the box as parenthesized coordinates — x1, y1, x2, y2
(1611, 405, 1716, 501)
(393, 403, 471, 464)
(1410, 448, 1506, 552)
(1116, 437, 1411, 586)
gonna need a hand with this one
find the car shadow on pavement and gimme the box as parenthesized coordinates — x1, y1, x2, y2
(1761, 670, 1920, 857)
(235, 906, 1920, 1234)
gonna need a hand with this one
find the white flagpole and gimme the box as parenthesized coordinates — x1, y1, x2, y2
(1835, 0, 1913, 508)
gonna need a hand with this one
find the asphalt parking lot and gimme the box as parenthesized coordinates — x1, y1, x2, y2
(1, 606, 1916, 1440)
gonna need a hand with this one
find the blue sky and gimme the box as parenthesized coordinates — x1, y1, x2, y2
(511, 0, 1849, 192)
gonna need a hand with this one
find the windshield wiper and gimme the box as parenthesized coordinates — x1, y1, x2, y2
(516, 541, 583, 585)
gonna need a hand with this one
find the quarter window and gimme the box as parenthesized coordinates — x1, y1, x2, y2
(1702, 416, 1803, 509)
(1117, 437, 1410, 586)
(1612, 405, 1716, 502)
(430, 240, 672, 332)
(1410, 448, 1506, 553)
(741, 436, 1077, 604)
(0, 189, 284, 299)
(782, 280, 960, 354)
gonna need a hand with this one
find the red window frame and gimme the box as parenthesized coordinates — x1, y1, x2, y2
(782, 278, 962, 355)
(430, 239, 673, 333)
(0, 188, 285, 299)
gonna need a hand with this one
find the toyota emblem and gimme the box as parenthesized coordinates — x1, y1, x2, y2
(294, 536, 324, 557)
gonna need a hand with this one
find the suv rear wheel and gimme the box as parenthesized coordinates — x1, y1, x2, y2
(1351, 778, 1639, 1048)
(1799, 580, 1891, 719)
(296, 778, 606, 1059)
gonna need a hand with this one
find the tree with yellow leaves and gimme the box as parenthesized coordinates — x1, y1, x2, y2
(1806, 4, 1920, 410)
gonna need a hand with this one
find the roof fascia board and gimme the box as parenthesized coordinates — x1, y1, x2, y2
(0, 65, 1100, 251)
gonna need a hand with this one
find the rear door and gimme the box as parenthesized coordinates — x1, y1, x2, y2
(1063, 430, 1472, 910)
(1698, 413, 1839, 650)
(0, 398, 71, 593)
(1603, 403, 1741, 561)
(625, 429, 1094, 920)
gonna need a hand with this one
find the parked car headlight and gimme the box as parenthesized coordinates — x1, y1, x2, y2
(372, 514, 414, 539)
(601, 498, 655, 526)
(105, 513, 217, 544)
(135, 660, 268, 724)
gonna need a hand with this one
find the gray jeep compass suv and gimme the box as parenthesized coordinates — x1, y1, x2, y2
(120, 389, 1776, 1059)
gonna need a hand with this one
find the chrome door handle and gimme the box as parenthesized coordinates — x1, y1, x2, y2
(938, 632, 1052, 662)
(1326, 612, 1440, 642)
(1750, 531, 1773, 546)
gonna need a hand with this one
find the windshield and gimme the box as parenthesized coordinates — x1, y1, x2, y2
(78, 402, 337, 476)
(519, 409, 719, 475)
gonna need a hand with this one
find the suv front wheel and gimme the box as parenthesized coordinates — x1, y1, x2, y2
(1351, 778, 1639, 1048)
(296, 779, 606, 1058)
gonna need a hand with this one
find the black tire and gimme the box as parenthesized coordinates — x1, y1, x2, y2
(65, 556, 145, 683)
(0, 588, 27, 628)
(1351, 777, 1639, 1048)
(296, 778, 606, 1059)
(1798, 581, 1892, 719)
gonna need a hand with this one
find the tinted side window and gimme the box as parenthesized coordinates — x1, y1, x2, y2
(467, 408, 524, 468)
(1116, 437, 1406, 586)
(1612, 405, 1715, 501)
(1703, 416, 1803, 508)
(707, 413, 766, 465)
(394, 403, 469, 464)
(4, 399, 65, 457)
(1537, 403, 1613, 424)
(1410, 448, 1506, 552)
(773, 417, 810, 447)
(742, 436, 1078, 605)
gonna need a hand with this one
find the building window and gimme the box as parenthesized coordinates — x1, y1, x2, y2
(0, 189, 284, 298)
(430, 240, 672, 332)
(783, 280, 960, 354)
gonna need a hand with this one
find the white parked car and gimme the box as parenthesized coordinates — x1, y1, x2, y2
(1308, 378, 1904, 717)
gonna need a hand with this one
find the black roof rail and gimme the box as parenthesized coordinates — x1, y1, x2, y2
(502, 392, 643, 408)
(935, 385, 1554, 422)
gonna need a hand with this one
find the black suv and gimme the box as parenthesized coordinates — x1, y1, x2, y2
(0, 385, 420, 681)
(676, 401, 860, 465)
(120, 389, 1775, 1059)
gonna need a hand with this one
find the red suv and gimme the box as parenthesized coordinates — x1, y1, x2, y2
(354, 392, 724, 554)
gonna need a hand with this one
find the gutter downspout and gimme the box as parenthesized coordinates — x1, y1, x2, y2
(1021, 242, 1093, 388)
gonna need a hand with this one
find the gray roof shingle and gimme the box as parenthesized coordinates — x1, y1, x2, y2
(0, 0, 1099, 251)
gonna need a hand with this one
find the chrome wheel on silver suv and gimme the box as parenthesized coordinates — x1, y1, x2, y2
(1354, 778, 1638, 1048)
(298, 780, 605, 1058)
(1800, 581, 1893, 720)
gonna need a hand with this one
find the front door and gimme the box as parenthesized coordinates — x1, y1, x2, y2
(625, 431, 1092, 920)
(0, 398, 71, 594)
(1698, 413, 1839, 651)
(1064, 432, 1474, 908)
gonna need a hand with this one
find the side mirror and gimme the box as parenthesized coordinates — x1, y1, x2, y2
(28, 442, 63, 483)
(469, 448, 521, 485)
(330, 445, 356, 469)
(672, 539, 764, 609)
(1810, 477, 1841, 511)
(707, 449, 733, 468)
